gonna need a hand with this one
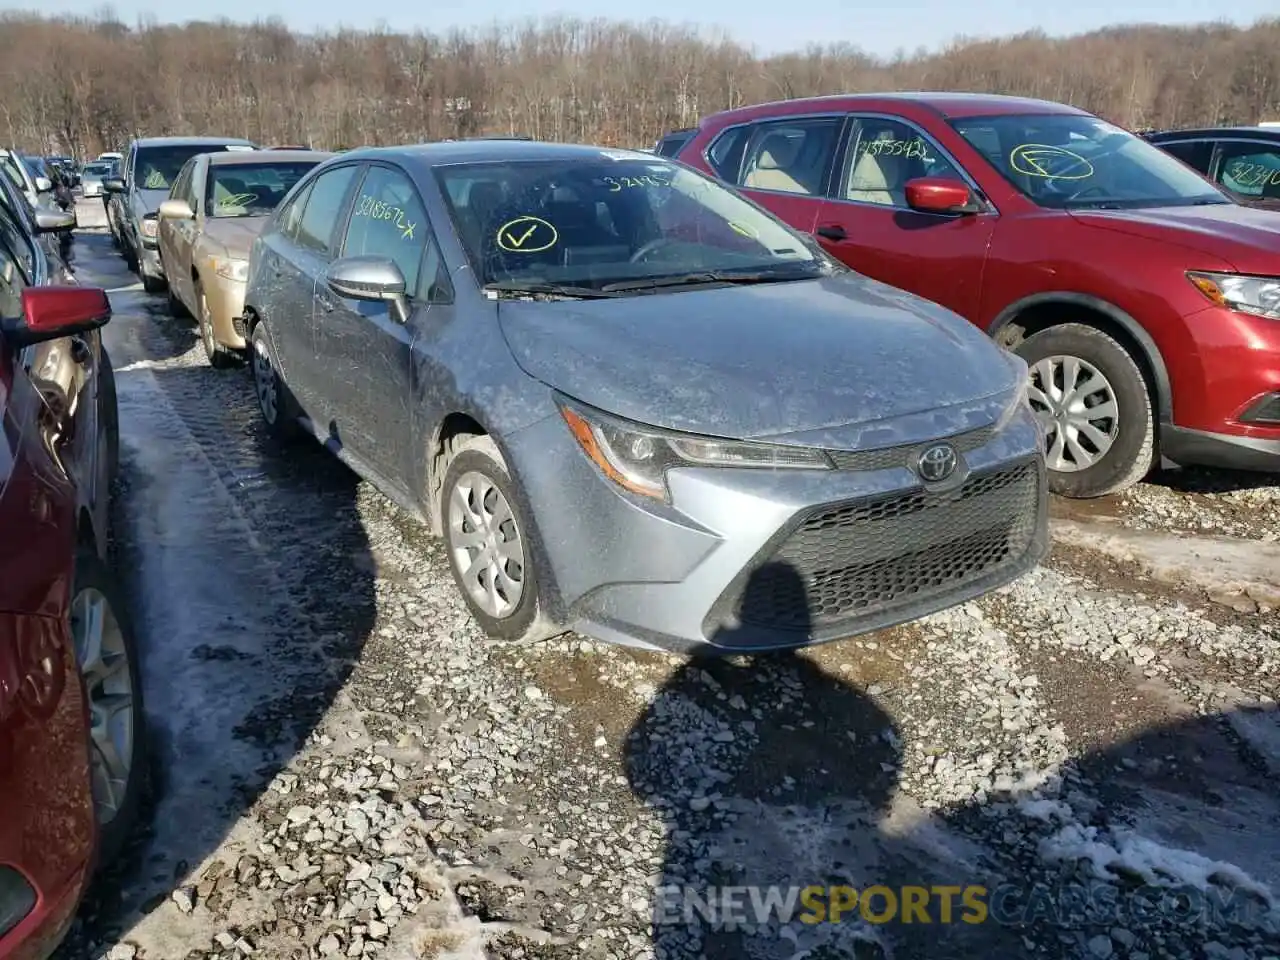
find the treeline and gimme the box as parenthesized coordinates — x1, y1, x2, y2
(1, 12, 1278, 158)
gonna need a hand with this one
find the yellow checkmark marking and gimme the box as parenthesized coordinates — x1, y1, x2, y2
(496, 216, 559, 253)
(506, 223, 538, 248)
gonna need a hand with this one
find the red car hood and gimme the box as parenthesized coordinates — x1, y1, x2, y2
(1068, 203, 1280, 274)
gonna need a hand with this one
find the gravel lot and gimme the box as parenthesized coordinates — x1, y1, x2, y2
(56, 204, 1280, 960)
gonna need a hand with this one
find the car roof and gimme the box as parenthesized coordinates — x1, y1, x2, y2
(699, 92, 1090, 127)
(1146, 126, 1280, 142)
(339, 140, 661, 167)
(207, 149, 333, 166)
(131, 137, 256, 148)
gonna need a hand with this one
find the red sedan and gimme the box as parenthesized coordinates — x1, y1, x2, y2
(1, 218, 146, 956)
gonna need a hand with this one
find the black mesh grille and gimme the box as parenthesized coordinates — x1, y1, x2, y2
(231, 313, 247, 338)
(734, 458, 1041, 632)
(826, 425, 995, 471)
(1242, 393, 1280, 424)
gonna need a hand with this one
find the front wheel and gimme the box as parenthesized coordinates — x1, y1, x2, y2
(1015, 323, 1155, 498)
(250, 322, 302, 442)
(71, 549, 147, 866)
(196, 282, 238, 369)
(441, 436, 560, 644)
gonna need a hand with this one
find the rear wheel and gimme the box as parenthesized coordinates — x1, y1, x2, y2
(71, 549, 147, 866)
(166, 284, 188, 319)
(250, 321, 302, 442)
(1015, 323, 1155, 498)
(141, 271, 166, 295)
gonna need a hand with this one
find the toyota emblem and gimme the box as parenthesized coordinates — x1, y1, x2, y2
(917, 443, 958, 482)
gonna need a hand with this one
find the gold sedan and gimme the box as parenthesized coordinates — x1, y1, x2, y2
(157, 149, 332, 367)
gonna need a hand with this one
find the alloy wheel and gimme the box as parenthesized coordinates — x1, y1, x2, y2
(71, 587, 135, 826)
(1027, 354, 1120, 472)
(447, 471, 526, 618)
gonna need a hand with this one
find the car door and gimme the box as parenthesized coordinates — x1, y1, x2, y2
(1210, 140, 1280, 205)
(318, 162, 442, 483)
(811, 114, 997, 320)
(159, 158, 200, 307)
(709, 115, 845, 237)
(263, 162, 361, 425)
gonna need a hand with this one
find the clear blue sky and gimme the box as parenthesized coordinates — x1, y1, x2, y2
(13, 0, 1277, 56)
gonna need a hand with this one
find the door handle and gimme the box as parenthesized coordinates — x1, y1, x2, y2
(816, 224, 847, 241)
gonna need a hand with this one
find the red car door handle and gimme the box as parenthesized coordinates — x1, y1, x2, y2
(816, 224, 847, 241)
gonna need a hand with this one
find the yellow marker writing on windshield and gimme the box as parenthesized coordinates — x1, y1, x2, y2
(1009, 144, 1094, 180)
(496, 216, 559, 253)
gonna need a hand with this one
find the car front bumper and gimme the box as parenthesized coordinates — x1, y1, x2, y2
(507, 404, 1049, 654)
(203, 275, 248, 350)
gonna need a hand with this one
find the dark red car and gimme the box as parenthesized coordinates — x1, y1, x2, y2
(672, 93, 1280, 497)
(0, 202, 145, 958)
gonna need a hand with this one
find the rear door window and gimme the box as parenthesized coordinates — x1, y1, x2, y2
(1158, 139, 1214, 175)
(295, 164, 360, 254)
(737, 118, 843, 196)
(1216, 142, 1280, 199)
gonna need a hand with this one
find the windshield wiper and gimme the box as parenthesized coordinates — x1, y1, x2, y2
(483, 281, 621, 300)
(600, 269, 813, 294)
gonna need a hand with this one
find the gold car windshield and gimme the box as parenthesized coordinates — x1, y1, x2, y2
(206, 162, 319, 219)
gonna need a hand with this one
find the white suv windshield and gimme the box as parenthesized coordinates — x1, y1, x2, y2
(436, 156, 828, 292)
(952, 114, 1231, 210)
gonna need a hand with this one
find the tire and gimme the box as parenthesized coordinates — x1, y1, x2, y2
(1014, 323, 1155, 498)
(440, 435, 561, 644)
(250, 321, 302, 442)
(141, 271, 166, 295)
(71, 548, 147, 867)
(196, 281, 237, 369)
(122, 239, 138, 272)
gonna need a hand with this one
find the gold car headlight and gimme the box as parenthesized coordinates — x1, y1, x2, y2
(212, 257, 249, 283)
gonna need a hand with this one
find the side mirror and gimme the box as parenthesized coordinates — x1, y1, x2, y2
(326, 256, 410, 324)
(904, 177, 980, 215)
(34, 207, 76, 233)
(34, 176, 52, 193)
(158, 198, 194, 220)
(1, 286, 112, 348)
(103, 177, 126, 194)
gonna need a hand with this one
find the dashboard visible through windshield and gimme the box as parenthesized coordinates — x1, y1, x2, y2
(951, 114, 1231, 210)
(435, 155, 832, 295)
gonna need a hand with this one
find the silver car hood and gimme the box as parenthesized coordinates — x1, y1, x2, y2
(497, 273, 1023, 447)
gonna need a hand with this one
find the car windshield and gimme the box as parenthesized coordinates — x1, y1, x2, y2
(206, 161, 319, 218)
(951, 114, 1231, 210)
(83, 163, 111, 176)
(22, 156, 48, 178)
(435, 155, 830, 294)
(136, 144, 250, 190)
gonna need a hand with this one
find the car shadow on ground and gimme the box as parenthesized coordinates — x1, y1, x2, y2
(624, 563, 1280, 960)
(55, 336, 378, 954)
(1146, 464, 1278, 496)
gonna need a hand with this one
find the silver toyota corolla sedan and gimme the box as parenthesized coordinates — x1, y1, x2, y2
(242, 140, 1049, 653)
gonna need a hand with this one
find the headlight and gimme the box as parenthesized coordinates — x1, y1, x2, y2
(212, 257, 249, 282)
(558, 397, 832, 501)
(140, 216, 158, 238)
(1188, 271, 1280, 320)
(988, 373, 1029, 435)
